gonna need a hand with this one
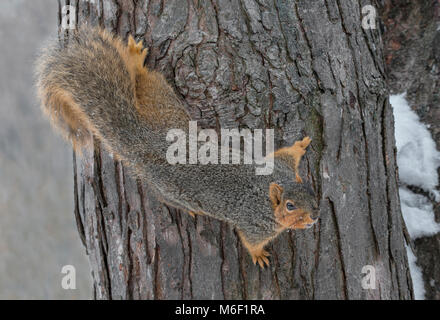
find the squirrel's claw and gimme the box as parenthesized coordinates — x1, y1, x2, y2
(251, 249, 270, 269)
(128, 35, 135, 45)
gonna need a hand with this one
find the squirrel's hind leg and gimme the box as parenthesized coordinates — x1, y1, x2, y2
(273, 136, 311, 183)
(291, 136, 311, 183)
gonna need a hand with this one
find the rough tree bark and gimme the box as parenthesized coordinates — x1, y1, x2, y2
(381, 0, 440, 299)
(63, 0, 413, 299)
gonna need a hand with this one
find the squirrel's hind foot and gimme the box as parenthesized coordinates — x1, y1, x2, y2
(295, 136, 312, 149)
(127, 35, 148, 70)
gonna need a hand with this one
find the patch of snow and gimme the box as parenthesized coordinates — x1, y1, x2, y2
(399, 187, 440, 239)
(391, 93, 440, 300)
(391, 93, 440, 200)
(391, 93, 440, 239)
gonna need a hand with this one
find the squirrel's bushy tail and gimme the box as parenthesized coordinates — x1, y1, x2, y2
(36, 26, 149, 160)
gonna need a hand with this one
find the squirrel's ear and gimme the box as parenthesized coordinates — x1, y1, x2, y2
(269, 183, 283, 207)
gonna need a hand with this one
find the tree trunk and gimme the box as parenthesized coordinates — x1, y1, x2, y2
(64, 0, 413, 299)
(381, 0, 440, 300)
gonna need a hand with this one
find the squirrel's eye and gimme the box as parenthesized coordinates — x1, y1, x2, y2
(286, 202, 297, 211)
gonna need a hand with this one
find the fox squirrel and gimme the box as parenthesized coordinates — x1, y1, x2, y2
(36, 26, 319, 268)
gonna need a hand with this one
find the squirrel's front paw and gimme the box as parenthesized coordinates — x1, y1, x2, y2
(250, 248, 270, 269)
(238, 231, 271, 268)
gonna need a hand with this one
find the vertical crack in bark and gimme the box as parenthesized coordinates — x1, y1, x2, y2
(272, 251, 282, 299)
(174, 210, 191, 299)
(74, 0, 79, 28)
(122, 169, 134, 300)
(93, 144, 108, 210)
(336, 107, 344, 162)
(113, 158, 129, 298)
(323, 0, 334, 22)
(360, 112, 381, 257)
(257, 259, 262, 299)
(153, 243, 161, 299)
(126, 223, 134, 299)
(73, 151, 87, 248)
(236, 230, 248, 299)
(267, 65, 274, 128)
(327, 197, 348, 299)
(80, 177, 86, 247)
(136, 181, 151, 263)
(114, 161, 124, 232)
(93, 143, 112, 298)
(187, 219, 195, 299)
(113, 0, 122, 33)
(286, 231, 295, 294)
(98, 0, 104, 25)
(312, 221, 322, 299)
(57, 0, 62, 27)
(381, 98, 398, 297)
(93, 197, 112, 299)
(219, 223, 227, 299)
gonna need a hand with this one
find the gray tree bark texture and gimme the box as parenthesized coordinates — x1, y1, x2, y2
(381, 0, 440, 300)
(62, 0, 414, 299)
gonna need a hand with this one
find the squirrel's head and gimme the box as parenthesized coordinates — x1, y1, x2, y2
(269, 182, 319, 230)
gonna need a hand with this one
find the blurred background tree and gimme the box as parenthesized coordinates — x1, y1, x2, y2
(381, 0, 440, 299)
(0, 0, 91, 299)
